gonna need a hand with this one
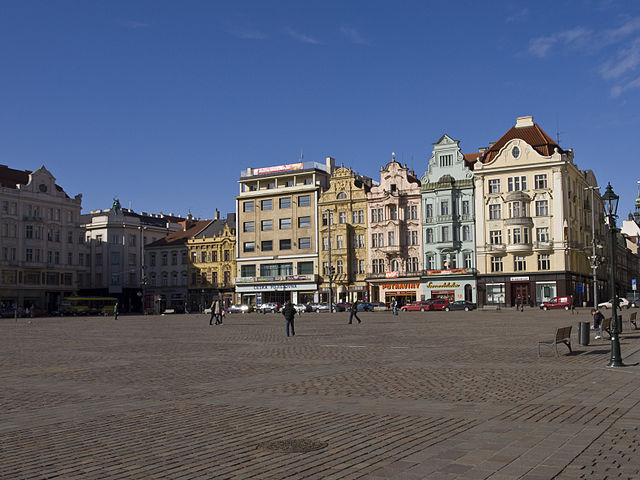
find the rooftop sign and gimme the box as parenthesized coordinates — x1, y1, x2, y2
(253, 163, 303, 175)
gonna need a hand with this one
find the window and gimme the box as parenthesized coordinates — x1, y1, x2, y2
(25, 225, 33, 239)
(339, 212, 346, 224)
(111, 252, 120, 265)
(425, 228, 433, 243)
(279, 197, 291, 209)
(491, 256, 503, 272)
(337, 192, 347, 199)
(323, 262, 329, 275)
(534, 174, 548, 189)
(212, 251, 218, 262)
(464, 252, 473, 268)
(462, 200, 470, 215)
(260, 263, 292, 276)
(284, 179, 294, 187)
(425, 204, 433, 217)
(357, 234, 365, 248)
(388, 231, 394, 246)
(279, 218, 291, 229)
(507, 176, 527, 192)
(489, 230, 502, 244)
(243, 221, 254, 232)
(243, 201, 254, 212)
(266, 181, 275, 189)
(337, 260, 344, 274)
(426, 255, 435, 270)
(535, 200, 549, 216)
(538, 254, 550, 270)
(129, 234, 136, 246)
(299, 237, 311, 249)
(371, 209, 378, 223)
(304, 178, 313, 185)
(293, 261, 311, 275)
(390, 206, 397, 220)
(512, 228, 521, 244)
(243, 242, 255, 252)
(462, 225, 471, 241)
(241, 264, 256, 277)
(488, 179, 501, 193)
(261, 240, 273, 251)
(391, 259, 399, 271)
(411, 230, 418, 245)
(409, 205, 417, 219)
(25, 248, 33, 262)
(298, 195, 310, 207)
(322, 212, 333, 226)
(441, 226, 450, 242)
(489, 204, 502, 219)
(536, 227, 549, 243)
(298, 216, 311, 228)
(440, 201, 449, 216)
(279, 239, 291, 250)
(261, 219, 273, 231)
(170, 252, 177, 265)
(509, 201, 527, 218)
(336, 235, 344, 248)
(261, 199, 272, 210)
(514, 255, 527, 271)
(440, 154, 453, 166)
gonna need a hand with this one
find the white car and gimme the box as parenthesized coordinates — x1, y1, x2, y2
(598, 298, 630, 309)
(294, 304, 306, 314)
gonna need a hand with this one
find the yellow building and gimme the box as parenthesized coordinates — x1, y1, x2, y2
(318, 166, 372, 303)
(473, 116, 605, 307)
(186, 212, 236, 310)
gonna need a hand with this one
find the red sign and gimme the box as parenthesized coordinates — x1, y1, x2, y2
(385, 271, 399, 278)
(426, 268, 468, 275)
(253, 163, 303, 175)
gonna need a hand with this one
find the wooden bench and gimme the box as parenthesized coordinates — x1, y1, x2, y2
(538, 326, 572, 357)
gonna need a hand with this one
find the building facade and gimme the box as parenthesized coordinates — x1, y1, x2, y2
(420, 135, 477, 303)
(81, 201, 183, 312)
(366, 157, 422, 306)
(235, 159, 334, 306)
(474, 116, 601, 307)
(0, 165, 87, 313)
(186, 212, 236, 311)
(145, 216, 210, 314)
(317, 166, 371, 303)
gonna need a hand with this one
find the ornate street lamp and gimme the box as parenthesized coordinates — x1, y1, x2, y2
(602, 183, 625, 367)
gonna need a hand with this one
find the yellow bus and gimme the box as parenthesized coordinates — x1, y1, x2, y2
(60, 297, 118, 316)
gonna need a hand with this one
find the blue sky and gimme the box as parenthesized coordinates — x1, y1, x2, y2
(1, 0, 640, 220)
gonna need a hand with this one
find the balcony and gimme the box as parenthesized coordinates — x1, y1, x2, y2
(486, 243, 506, 253)
(505, 216, 533, 227)
(380, 244, 401, 255)
(534, 241, 553, 251)
(506, 242, 533, 254)
(435, 239, 456, 251)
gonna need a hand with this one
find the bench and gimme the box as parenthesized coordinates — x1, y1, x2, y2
(538, 326, 572, 357)
(629, 312, 638, 330)
(162, 309, 175, 315)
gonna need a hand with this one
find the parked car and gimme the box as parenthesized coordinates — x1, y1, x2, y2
(598, 298, 630, 309)
(226, 304, 253, 314)
(400, 301, 432, 312)
(314, 303, 332, 312)
(356, 302, 374, 312)
(333, 302, 352, 312)
(372, 302, 387, 311)
(445, 300, 476, 311)
(540, 296, 573, 310)
(429, 298, 451, 311)
(293, 304, 307, 314)
(257, 302, 280, 313)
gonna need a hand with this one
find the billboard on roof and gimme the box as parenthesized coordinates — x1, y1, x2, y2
(253, 163, 303, 175)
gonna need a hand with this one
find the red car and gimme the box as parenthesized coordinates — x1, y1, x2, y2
(400, 301, 432, 312)
(429, 298, 450, 311)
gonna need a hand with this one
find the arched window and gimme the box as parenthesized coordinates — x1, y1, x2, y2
(337, 192, 347, 199)
(391, 259, 399, 271)
(337, 260, 343, 274)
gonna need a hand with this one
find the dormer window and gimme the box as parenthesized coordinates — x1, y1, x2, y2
(390, 184, 397, 193)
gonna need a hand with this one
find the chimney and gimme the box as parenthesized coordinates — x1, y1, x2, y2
(325, 156, 335, 173)
(215, 209, 220, 220)
(515, 115, 534, 128)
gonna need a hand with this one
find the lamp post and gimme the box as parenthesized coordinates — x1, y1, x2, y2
(324, 209, 334, 313)
(602, 183, 625, 367)
(584, 185, 600, 309)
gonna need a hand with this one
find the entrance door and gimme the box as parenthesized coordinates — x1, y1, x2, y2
(511, 283, 530, 306)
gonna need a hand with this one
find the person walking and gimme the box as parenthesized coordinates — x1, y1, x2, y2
(282, 301, 296, 337)
(391, 297, 398, 316)
(209, 299, 217, 325)
(591, 308, 604, 339)
(113, 302, 119, 320)
(348, 300, 361, 324)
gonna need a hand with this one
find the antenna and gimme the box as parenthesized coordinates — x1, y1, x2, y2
(555, 114, 563, 145)
(299, 148, 304, 162)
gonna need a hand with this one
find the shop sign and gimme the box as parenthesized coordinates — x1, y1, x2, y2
(385, 271, 399, 278)
(235, 276, 254, 283)
(349, 286, 365, 291)
(285, 274, 311, 281)
(426, 268, 468, 275)
(425, 281, 461, 288)
(254, 163, 303, 175)
(510, 276, 530, 281)
(381, 283, 420, 290)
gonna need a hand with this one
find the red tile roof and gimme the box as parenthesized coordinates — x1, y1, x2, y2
(146, 220, 211, 247)
(481, 123, 563, 163)
(0, 165, 30, 188)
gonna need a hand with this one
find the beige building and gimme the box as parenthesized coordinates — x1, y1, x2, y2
(366, 157, 423, 306)
(0, 165, 87, 313)
(235, 158, 334, 306)
(317, 166, 372, 303)
(186, 212, 236, 311)
(473, 115, 605, 307)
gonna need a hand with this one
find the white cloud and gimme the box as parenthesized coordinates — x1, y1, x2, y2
(604, 17, 640, 43)
(340, 26, 369, 45)
(600, 37, 640, 80)
(527, 27, 590, 58)
(506, 7, 529, 23)
(611, 75, 640, 98)
(285, 27, 321, 45)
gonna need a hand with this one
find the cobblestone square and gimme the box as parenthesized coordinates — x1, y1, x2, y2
(3, 308, 640, 479)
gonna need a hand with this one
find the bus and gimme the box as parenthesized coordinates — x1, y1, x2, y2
(59, 297, 118, 316)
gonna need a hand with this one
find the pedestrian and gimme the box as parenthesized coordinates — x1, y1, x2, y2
(282, 300, 295, 337)
(391, 297, 398, 316)
(348, 300, 361, 324)
(114, 302, 119, 320)
(220, 306, 225, 325)
(591, 308, 604, 339)
(209, 299, 217, 325)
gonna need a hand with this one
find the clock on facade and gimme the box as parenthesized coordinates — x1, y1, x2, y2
(38, 183, 47, 192)
(512, 146, 520, 158)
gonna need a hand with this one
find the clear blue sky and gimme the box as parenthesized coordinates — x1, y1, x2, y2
(2, 1, 640, 220)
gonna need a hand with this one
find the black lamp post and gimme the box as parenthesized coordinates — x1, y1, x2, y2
(602, 183, 625, 367)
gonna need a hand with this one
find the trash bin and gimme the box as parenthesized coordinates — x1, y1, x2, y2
(578, 321, 590, 346)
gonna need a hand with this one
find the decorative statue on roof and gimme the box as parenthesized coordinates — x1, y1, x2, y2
(112, 197, 122, 215)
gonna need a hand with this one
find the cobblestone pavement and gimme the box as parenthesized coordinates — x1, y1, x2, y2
(3, 308, 640, 479)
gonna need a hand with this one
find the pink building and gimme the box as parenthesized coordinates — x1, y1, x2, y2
(367, 157, 423, 306)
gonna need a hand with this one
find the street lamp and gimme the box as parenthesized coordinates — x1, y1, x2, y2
(602, 183, 625, 367)
(584, 185, 600, 309)
(324, 209, 334, 312)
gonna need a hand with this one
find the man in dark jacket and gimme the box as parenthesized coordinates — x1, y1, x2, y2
(282, 301, 296, 337)
(349, 300, 361, 324)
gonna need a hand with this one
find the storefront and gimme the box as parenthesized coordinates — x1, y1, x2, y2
(477, 273, 572, 307)
(372, 280, 421, 307)
(236, 275, 318, 306)
(421, 269, 477, 303)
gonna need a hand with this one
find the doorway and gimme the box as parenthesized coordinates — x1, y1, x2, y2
(511, 283, 530, 307)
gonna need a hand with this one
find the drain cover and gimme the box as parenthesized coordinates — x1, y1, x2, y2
(257, 438, 328, 453)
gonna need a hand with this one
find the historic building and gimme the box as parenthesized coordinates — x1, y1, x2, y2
(186, 212, 236, 312)
(366, 156, 422, 306)
(81, 201, 183, 312)
(235, 158, 334, 306)
(420, 135, 477, 303)
(317, 166, 372, 303)
(145, 215, 210, 314)
(0, 164, 87, 313)
(473, 115, 604, 307)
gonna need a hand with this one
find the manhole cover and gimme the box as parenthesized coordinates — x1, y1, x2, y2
(257, 438, 328, 453)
